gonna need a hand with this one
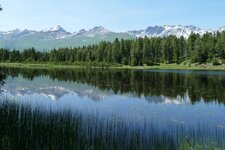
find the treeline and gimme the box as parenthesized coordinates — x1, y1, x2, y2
(1, 31, 225, 65)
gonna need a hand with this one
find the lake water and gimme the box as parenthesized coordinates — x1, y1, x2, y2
(0, 67, 225, 148)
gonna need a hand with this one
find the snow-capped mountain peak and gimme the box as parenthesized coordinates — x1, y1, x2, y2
(217, 26, 225, 32)
(4, 29, 29, 34)
(89, 26, 109, 33)
(86, 26, 109, 36)
(75, 29, 87, 36)
(75, 26, 109, 37)
(40, 25, 70, 39)
(42, 25, 67, 33)
(0, 29, 37, 39)
(1, 25, 225, 50)
(128, 25, 207, 38)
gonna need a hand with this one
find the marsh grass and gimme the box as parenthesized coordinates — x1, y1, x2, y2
(0, 100, 224, 150)
(1, 62, 225, 70)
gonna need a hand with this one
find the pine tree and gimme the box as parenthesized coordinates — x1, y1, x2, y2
(172, 37, 180, 64)
(188, 33, 197, 60)
(106, 43, 113, 63)
(153, 38, 161, 64)
(215, 31, 225, 59)
(130, 40, 138, 66)
(112, 38, 121, 63)
(195, 35, 207, 63)
(143, 37, 152, 65)
(122, 40, 131, 65)
(136, 38, 143, 65)
(178, 36, 187, 61)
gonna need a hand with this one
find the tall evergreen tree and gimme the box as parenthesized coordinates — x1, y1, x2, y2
(188, 33, 197, 61)
(194, 35, 207, 63)
(136, 38, 143, 65)
(143, 37, 153, 65)
(112, 38, 121, 63)
(130, 40, 138, 66)
(106, 42, 113, 63)
(215, 32, 225, 59)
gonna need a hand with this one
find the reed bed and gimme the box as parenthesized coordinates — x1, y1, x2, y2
(0, 100, 224, 150)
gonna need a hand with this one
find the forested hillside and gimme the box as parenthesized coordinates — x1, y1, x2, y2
(1, 31, 225, 66)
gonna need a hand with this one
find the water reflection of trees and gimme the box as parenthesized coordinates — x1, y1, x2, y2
(0, 73, 6, 94)
(2, 67, 225, 105)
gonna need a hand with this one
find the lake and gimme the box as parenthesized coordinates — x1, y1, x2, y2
(0, 67, 225, 149)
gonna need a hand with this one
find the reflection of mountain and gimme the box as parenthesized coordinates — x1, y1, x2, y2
(4, 76, 108, 101)
(39, 86, 107, 101)
(145, 95, 190, 105)
(2, 68, 225, 105)
(3, 75, 191, 104)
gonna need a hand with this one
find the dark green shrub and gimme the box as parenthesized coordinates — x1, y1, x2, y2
(212, 57, 221, 66)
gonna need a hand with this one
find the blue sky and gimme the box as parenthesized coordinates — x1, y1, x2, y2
(0, 0, 225, 32)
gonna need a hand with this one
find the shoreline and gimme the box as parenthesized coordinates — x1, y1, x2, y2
(0, 62, 225, 70)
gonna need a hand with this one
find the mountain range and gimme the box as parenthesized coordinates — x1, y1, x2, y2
(0, 25, 225, 50)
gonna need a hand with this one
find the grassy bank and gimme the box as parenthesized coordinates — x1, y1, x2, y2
(0, 62, 225, 70)
(0, 100, 224, 149)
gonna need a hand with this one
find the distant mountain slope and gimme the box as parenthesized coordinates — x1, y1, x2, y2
(0, 25, 224, 50)
(128, 25, 206, 38)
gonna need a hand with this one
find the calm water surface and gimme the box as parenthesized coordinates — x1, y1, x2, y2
(1, 68, 225, 129)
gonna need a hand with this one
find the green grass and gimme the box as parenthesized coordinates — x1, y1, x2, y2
(1, 62, 225, 70)
(0, 62, 83, 69)
(117, 63, 225, 70)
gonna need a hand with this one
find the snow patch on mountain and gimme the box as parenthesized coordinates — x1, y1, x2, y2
(74, 26, 109, 37)
(1, 25, 225, 40)
(1, 25, 225, 50)
(217, 26, 225, 32)
(75, 29, 87, 36)
(40, 25, 71, 39)
(42, 25, 66, 32)
(0, 29, 37, 38)
(128, 25, 208, 38)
